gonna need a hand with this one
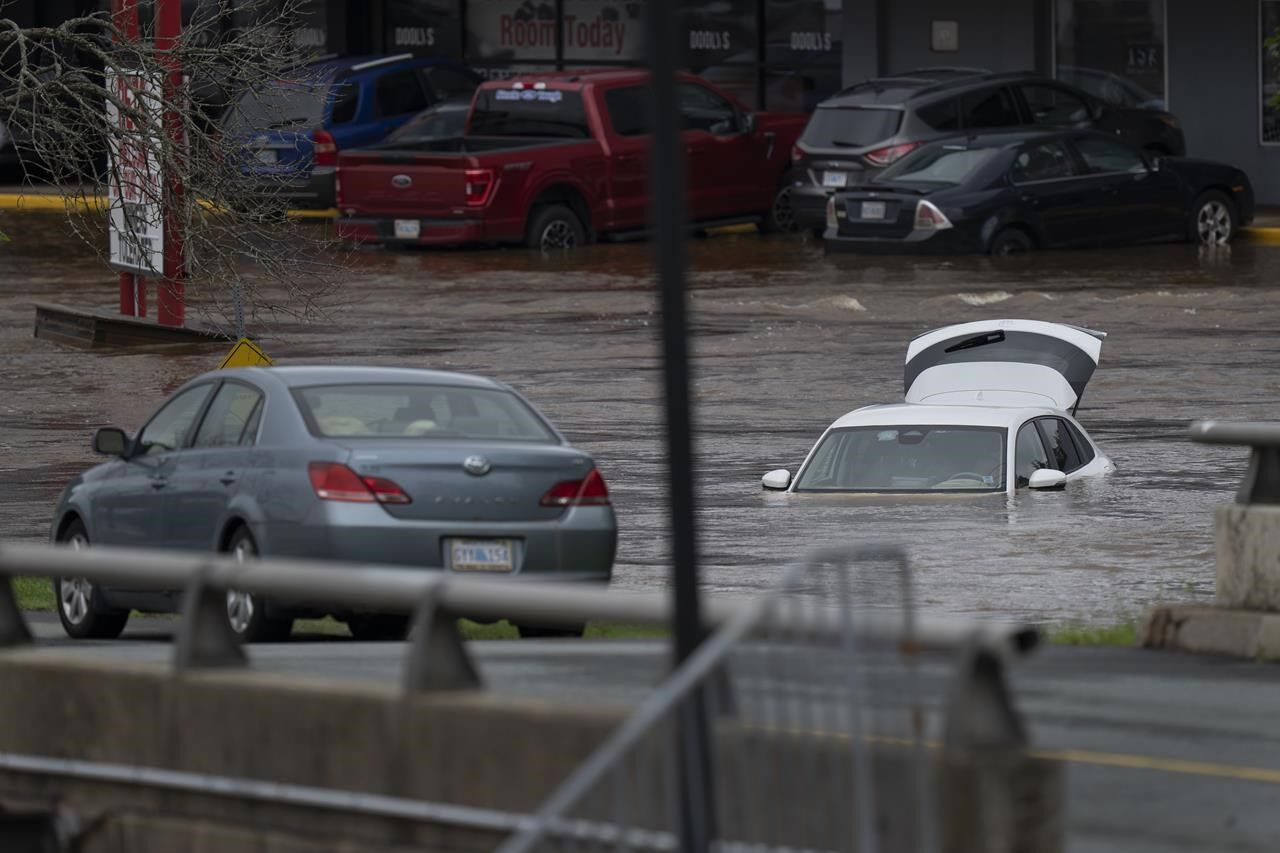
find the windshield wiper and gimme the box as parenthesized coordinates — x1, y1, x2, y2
(830, 139, 864, 148)
(266, 116, 312, 129)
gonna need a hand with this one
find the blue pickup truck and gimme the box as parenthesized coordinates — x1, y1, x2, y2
(220, 54, 481, 209)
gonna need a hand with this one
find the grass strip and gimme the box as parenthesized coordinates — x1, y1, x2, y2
(1046, 621, 1138, 647)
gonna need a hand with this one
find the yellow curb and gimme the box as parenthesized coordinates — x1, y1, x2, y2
(1242, 227, 1280, 245)
(0, 193, 334, 220)
(705, 222, 759, 235)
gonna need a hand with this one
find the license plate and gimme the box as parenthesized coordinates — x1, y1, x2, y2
(822, 171, 847, 188)
(394, 219, 421, 240)
(449, 538, 514, 572)
(254, 148, 277, 165)
(861, 201, 887, 220)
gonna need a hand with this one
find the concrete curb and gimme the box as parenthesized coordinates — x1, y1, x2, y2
(0, 193, 335, 220)
(1242, 227, 1280, 245)
(1141, 603, 1280, 660)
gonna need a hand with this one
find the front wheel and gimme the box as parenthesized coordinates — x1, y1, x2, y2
(1191, 191, 1236, 246)
(526, 204, 586, 251)
(989, 227, 1034, 257)
(224, 528, 292, 643)
(54, 520, 128, 640)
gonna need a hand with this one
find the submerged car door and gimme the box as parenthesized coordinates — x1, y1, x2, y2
(165, 381, 266, 552)
(678, 82, 755, 219)
(1007, 139, 1106, 248)
(601, 84, 652, 231)
(904, 320, 1105, 412)
(91, 383, 216, 548)
(1069, 135, 1184, 243)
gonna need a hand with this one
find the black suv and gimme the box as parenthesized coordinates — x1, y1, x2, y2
(784, 68, 1187, 234)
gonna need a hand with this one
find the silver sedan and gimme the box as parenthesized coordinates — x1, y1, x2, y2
(49, 366, 617, 641)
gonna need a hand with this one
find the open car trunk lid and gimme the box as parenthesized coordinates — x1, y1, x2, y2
(903, 320, 1105, 412)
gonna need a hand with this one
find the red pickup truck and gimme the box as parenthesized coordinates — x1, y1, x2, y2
(335, 70, 806, 249)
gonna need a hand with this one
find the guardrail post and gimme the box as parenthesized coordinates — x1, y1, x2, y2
(0, 578, 32, 647)
(938, 645, 1061, 853)
(173, 567, 247, 670)
(402, 580, 480, 693)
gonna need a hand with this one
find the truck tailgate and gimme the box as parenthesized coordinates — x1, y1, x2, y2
(337, 152, 472, 217)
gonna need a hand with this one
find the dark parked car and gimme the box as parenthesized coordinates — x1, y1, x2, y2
(50, 366, 617, 643)
(785, 68, 1187, 234)
(823, 129, 1252, 256)
(221, 55, 481, 209)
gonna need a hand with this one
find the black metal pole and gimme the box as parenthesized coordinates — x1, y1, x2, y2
(644, 2, 715, 850)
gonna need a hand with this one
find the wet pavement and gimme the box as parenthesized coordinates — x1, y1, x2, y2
(2, 213, 1276, 625)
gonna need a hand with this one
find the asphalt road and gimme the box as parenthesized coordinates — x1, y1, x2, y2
(20, 615, 1280, 853)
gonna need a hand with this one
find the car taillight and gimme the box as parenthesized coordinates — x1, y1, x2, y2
(308, 462, 411, 505)
(791, 144, 804, 165)
(864, 141, 920, 167)
(539, 468, 610, 507)
(914, 200, 953, 231)
(312, 129, 338, 167)
(464, 168, 495, 206)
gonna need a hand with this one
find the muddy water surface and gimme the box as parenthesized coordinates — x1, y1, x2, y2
(2, 214, 1276, 624)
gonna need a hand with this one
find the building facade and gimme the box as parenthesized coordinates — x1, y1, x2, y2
(6, 0, 1280, 202)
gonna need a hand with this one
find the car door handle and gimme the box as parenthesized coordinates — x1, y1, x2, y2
(150, 477, 169, 490)
(219, 472, 237, 486)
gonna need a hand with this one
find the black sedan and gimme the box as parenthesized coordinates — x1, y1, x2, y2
(823, 129, 1254, 256)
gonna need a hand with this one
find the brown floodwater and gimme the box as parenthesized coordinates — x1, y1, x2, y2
(2, 212, 1276, 624)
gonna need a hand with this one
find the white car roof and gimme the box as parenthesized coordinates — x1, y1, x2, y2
(827, 402, 1064, 430)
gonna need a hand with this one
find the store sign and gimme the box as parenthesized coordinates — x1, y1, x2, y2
(1125, 44, 1162, 73)
(681, 0, 756, 66)
(466, 0, 642, 62)
(563, 0, 643, 60)
(105, 67, 164, 277)
(388, 0, 461, 57)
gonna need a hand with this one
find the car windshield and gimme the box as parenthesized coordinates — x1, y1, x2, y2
(793, 426, 1006, 492)
(293, 384, 558, 442)
(468, 88, 589, 138)
(386, 104, 469, 143)
(876, 145, 998, 185)
(222, 82, 330, 133)
(799, 106, 902, 149)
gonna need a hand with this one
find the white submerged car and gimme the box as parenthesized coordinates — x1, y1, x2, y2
(763, 320, 1116, 495)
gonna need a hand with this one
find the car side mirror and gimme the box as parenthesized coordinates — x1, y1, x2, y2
(762, 469, 791, 490)
(740, 112, 757, 136)
(93, 427, 129, 457)
(1028, 469, 1067, 490)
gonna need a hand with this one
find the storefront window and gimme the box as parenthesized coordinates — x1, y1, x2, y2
(764, 0, 842, 66)
(1054, 0, 1166, 111)
(562, 0, 645, 62)
(466, 0, 557, 64)
(385, 0, 462, 59)
(1263, 0, 1280, 143)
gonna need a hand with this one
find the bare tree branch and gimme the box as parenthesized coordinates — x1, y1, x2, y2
(0, 0, 351, 336)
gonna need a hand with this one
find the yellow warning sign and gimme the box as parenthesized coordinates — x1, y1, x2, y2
(218, 337, 273, 370)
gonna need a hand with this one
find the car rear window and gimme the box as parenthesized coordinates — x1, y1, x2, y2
(877, 145, 999, 185)
(469, 88, 590, 139)
(293, 384, 558, 442)
(799, 107, 902, 149)
(386, 103, 469, 144)
(222, 82, 330, 133)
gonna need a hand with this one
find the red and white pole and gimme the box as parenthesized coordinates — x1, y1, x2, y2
(155, 0, 185, 327)
(111, 0, 145, 318)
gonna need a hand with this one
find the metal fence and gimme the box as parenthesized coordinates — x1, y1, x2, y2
(0, 541, 1051, 852)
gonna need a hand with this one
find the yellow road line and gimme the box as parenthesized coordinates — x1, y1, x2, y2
(1242, 227, 1280, 245)
(857, 732, 1280, 786)
(1030, 747, 1280, 785)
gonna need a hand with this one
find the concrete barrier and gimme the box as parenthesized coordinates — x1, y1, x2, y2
(0, 652, 1062, 852)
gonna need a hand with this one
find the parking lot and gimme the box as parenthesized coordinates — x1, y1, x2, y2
(1, 213, 1274, 624)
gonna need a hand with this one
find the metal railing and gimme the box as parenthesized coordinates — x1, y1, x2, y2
(1189, 420, 1280, 504)
(0, 541, 1037, 692)
(0, 541, 1047, 851)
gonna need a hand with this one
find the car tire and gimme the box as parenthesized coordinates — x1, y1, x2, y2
(809, 227, 826, 240)
(989, 227, 1034, 257)
(526, 204, 586, 251)
(760, 184, 797, 233)
(516, 623, 586, 639)
(224, 527, 292, 643)
(347, 614, 411, 642)
(54, 520, 128, 640)
(1191, 190, 1236, 246)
